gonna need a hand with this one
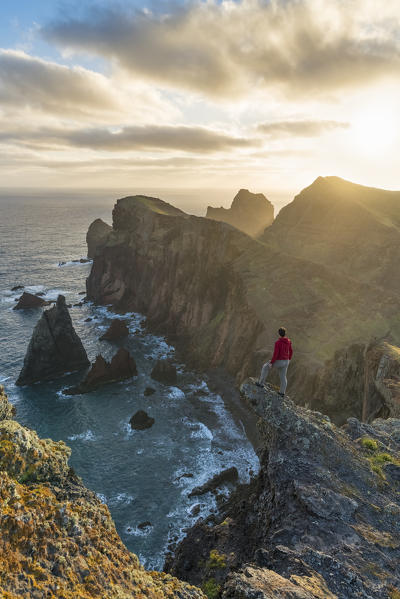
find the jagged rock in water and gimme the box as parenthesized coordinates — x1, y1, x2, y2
(188, 467, 239, 497)
(13, 291, 49, 310)
(86, 218, 112, 259)
(11, 285, 24, 291)
(0, 385, 16, 421)
(144, 387, 156, 396)
(151, 359, 177, 385)
(166, 379, 400, 598)
(100, 319, 129, 341)
(16, 295, 89, 385)
(65, 347, 137, 394)
(0, 386, 204, 599)
(206, 189, 274, 237)
(130, 410, 155, 430)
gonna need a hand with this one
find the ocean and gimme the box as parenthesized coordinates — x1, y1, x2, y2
(0, 191, 259, 570)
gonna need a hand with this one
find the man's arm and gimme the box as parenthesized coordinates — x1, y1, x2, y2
(270, 340, 279, 364)
(289, 341, 293, 360)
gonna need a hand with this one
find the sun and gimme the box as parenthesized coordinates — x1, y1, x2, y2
(350, 103, 398, 158)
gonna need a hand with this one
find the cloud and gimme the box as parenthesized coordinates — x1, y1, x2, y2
(0, 49, 179, 122)
(0, 124, 256, 153)
(257, 119, 349, 137)
(43, 0, 400, 99)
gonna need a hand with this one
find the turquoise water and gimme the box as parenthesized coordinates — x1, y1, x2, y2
(0, 193, 259, 570)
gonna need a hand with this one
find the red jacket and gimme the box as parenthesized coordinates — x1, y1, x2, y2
(271, 337, 293, 364)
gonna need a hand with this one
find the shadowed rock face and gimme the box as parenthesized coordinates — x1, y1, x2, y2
(100, 319, 129, 341)
(13, 291, 49, 310)
(0, 385, 204, 599)
(65, 347, 137, 394)
(16, 295, 89, 386)
(151, 359, 177, 385)
(206, 189, 274, 237)
(86, 218, 112, 259)
(86, 188, 400, 422)
(167, 380, 400, 599)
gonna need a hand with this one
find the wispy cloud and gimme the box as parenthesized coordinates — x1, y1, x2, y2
(257, 120, 349, 138)
(43, 0, 400, 99)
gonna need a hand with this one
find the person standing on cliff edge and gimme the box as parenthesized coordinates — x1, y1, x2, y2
(256, 327, 293, 397)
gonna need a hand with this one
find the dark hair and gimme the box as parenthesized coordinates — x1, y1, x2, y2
(278, 327, 286, 337)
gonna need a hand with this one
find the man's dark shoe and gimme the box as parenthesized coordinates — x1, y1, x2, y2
(278, 392, 285, 397)
(255, 382, 264, 388)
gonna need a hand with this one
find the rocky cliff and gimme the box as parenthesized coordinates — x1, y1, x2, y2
(206, 189, 274, 237)
(0, 385, 204, 599)
(167, 380, 400, 599)
(16, 295, 89, 386)
(86, 218, 112, 259)
(86, 190, 400, 422)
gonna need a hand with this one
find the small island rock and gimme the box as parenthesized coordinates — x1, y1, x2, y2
(13, 291, 49, 310)
(100, 319, 129, 341)
(130, 410, 155, 430)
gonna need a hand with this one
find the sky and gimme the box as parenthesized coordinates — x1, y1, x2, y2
(1, 0, 400, 205)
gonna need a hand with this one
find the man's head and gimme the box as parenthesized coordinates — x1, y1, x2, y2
(278, 327, 286, 337)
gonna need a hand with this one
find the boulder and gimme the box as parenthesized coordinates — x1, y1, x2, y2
(16, 295, 89, 385)
(151, 359, 177, 385)
(13, 291, 49, 310)
(188, 467, 239, 498)
(130, 410, 154, 430)
(100, 319, 129, 341)
(65, 348, 137, 394)
(86, 218, 112, 259)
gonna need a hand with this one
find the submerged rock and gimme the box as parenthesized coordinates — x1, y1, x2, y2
(13, 291, 49, 310)
(11, 285, 24, 291)
(86, 218, 112, 259)
(144, 386, 156, 396)
(188, 467, 239, 498)
(0, 386, 204, 599)
(167, 379, 400, 598)
(130, 410, 155, 430)
(206, 189, 274, 237)
(16, 295, 89, 385)
(100, 319, 129, 341)
(65, 347, 137, 394)
(151, 359, 177, 385)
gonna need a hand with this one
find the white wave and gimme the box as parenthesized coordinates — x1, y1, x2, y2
(168, 387, 185, 400)
(0, 375, 10, 383)
(24, 285, 46, 294)
(67, 430, 96, 442)
(57, 259, 92, 267)
(96, 493, 107, 504)
(108, 492, 135, 506)
(43, 288, 66, 300)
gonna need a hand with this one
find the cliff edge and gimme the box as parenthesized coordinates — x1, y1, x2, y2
(167, 379, 400, 599)
(0, 385, 204, 599)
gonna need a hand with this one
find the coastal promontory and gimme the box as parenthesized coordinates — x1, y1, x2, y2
(206, 189, 274, 237)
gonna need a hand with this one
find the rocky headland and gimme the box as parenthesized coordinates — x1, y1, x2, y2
(167, 380, 400, 599)
(16, 295, 89, 386)
(206, 189, 274, 237)
(85, 182, 400, 423)
(86, 218, 112, 259)
(0, 385, 204, 599)
(64, 347, 137, 394)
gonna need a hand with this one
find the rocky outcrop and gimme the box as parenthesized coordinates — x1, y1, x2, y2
(188, 467, 239, 498)
(167, 379, 400, 598)
(100, 319, 129, 341)
(151, 359, 178, 385)
(0, 385, 204, 599)
(86, 218, 112, 259)
(65, 348, 137, 394)
(13, 291, 49, 310)
(206, 189, 274, 237)
(16, 295, 89, 386)
(130, 410, 155, 430)
(86, 190, 400, 422)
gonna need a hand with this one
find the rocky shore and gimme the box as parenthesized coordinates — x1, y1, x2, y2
(167, 380, 400, 598)
(0, 385, 204, 599)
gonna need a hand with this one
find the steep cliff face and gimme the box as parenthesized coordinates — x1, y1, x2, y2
(206, 189, 274, 237)
(86, 218, 112, 259)
(16, 295, 89, 386)
(0, 385, 204, 599)
(167, 380, 400, 599)
(86, 192, 400, 421)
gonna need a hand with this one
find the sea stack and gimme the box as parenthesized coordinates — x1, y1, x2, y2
(86, 218, 112, 259)
(65, 348, 137, 394)
(16, 295, 89, 385)
(206, 189, 274, 237)
(13, 291, 49, 310)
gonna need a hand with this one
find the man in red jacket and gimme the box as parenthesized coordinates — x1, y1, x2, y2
(256, 327, 293, 396)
